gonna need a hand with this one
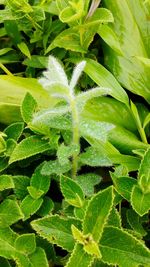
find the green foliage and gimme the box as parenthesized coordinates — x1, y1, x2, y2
(0, 1, 150, 266)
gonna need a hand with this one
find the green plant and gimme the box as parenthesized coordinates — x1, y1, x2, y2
(0, 1, 150, 266)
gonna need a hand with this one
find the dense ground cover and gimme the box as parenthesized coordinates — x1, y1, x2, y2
(0, 0, 150, 266)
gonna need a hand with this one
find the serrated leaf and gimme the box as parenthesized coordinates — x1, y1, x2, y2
(83, 186, 114, 242)
(138, 148, 150, 193)
(29, 163, 51, 199)
(65, 243, 93, 267)
(13, 175, 30, 200)
(4, 122, 24, 141)
(27, 186, 44, 200)
(41, 159, 71, 176)
(15, 234, 36, 255)
(31, 215, 82, 252)
(60, 175, 84, 208)
(107, 207, 121, 228)
(57, 143, 80, 165)
(111, 174, 137, 201)
(0, 227, 18, 259)
(127, 209, 147, 237)
(5, 139, 16, 157)
(76, 173, 102, 196)
(37, 197, 54, 217)
(0, 199, 23, 227)
(9, 135, 50, 164)
(0, 175, 14, 191)
(21, 93, 38, 123)
(21, 195, 43, 220)
(100, 226, 150, 266)
(131, 185, 150, 216)
(28, 247, 49, 267)
(80, 146, 112, 167)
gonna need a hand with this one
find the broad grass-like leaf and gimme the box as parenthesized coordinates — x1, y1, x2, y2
(100, 226, 150, 266)
(103, 0, 150, 103)
(60, 175, 84, 208)
(83, 58, 129, 105)
(97, 24, 122, 55)
(131, 185, 150, 216)
(31, 215, 82, 252)
(83, 186, 114, 242)
(0, 199, 23, 227)
(9, 135, 50, 164)
(0, 75, 56, 125)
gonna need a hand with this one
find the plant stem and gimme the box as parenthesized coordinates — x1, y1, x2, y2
(70, 96, 80, 179)
(0, 63, 13, 76)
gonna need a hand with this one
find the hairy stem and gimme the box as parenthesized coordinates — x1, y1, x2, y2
(70, 96, 80, 179)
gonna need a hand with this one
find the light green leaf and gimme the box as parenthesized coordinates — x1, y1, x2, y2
(0, 199, 23, 227)
(65, 243, 93, 267)
(0, 175, 14, 191)
(111, 174, 137, 201)
(0, 227, 18, 259)
(21, 195, 43, 220)
(84, 8, 114, 27)
(131, 185, 150, 216)
(80, 146, 112, 167)
(143, 112, 150, 129)
(80, 118, 114, 142)
(77, 87, 111, 112)
(45, 28, 86, 54)
(138, 148, 150, 193)
(31, 215, 81, 252)
(59, 0, 84, 23)
(29, 163, 51, 199)
(4, 122, 24, 141)
(15, 234, 36, 255)
(76, 173, 101, 196)
(57, 143, 80, 165)
(83, 58, 129, 106)
(21, 92, 38, 124)
(60, 175, 84, 208)
(100, 226, 150, 266)
(17, 42, 31, 59)
(9, 135, 50, 164)
(97, 24, 123, 55)
(41, 159, 71, 176)
(83, 186, 114, 242)
(27, 186, 44, 200)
